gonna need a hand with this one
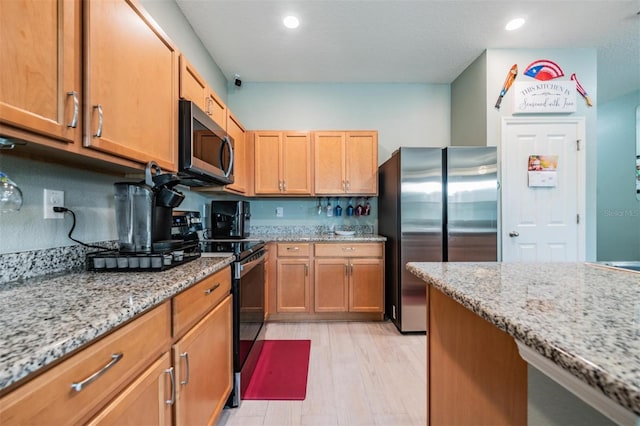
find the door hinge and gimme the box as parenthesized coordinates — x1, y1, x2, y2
(576, 139, 581, 151)
(577, 214, 580, 224)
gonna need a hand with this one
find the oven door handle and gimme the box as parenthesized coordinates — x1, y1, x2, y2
(239, 252, 265, 278)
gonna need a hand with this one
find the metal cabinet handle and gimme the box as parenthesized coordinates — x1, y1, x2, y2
(165, 366, 175, 405)
(278, 181, 283, 191)
(342, 180, 346, 191)
(509, 231, 520, 237)
(71, 353, 123, 392)
(93, 104, 103, 137)
(304, 264, 309, 276)
(204, 283, 221, 295)
(283, 181, 287, 191)
(342, 247, 355, 251)
(287, 246, 300, 251)
(180, 352, 190, 385)
(206, 97, 212, 115)
(344, 264, 348, 276)
(346, 180, 350, 191)
(67, 91, 78, 128)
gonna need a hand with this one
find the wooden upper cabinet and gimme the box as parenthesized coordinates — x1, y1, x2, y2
(0, 0, 81, 145)
(179, 54, 227, 130)
(254, 131, 312, 195)
(179, 55, 207, 112)
(83, 0, 178, 171)
(206, 90, 227, 130)
(345, 131, 378, 194)
(254, 132, 282, 194)
(314, 131, 378, 195)
(226, 111, 247, 194)
(314, 132, 346, 194)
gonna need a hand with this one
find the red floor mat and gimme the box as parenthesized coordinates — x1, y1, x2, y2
(242, 340, 311, 400)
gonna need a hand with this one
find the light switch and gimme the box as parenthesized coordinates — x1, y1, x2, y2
(276, 207, 284, 217)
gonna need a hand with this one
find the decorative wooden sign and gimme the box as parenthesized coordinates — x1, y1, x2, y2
(513, 81, 576, 114)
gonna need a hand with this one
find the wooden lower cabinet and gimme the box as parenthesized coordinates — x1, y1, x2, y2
(0, 267, 235, 426)
(276, 259, 311, 313)
(88, 353, 173, 426)
(0, 302, 171, 425)
(173, 294, 232, 426)
(271, 242, 385, 320)
(315, 257, 384, 313)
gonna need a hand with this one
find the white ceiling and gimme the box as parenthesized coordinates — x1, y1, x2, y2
(176, 0, 640, 103)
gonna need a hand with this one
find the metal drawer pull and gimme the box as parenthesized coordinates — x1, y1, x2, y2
(204, 283, 221, 295)
(286, 247, 300, 251)
(93, 104, 103, 137)
(342, 247, 355, 251)
(67, 91, 78, 128)
(70, 352, 123, 392)
(180, 352, 190, 385)
(165, 367, 175, 405)
(304, 264, 309, 276)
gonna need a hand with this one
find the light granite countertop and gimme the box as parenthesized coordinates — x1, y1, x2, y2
(0, 256, 234, 393)
(252, 233, 387, 242)
(406, 262, 640, 417)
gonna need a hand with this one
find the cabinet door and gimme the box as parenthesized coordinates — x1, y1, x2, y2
(346, 131, 378, 195)
(87, 353, 173, 426)
(349, 258, 384, 312)
(276, 259, 311, 313)
(282, 132, 312, 194)
(0, 0, 81, 145)
(84, 0, 178, 171)
(173, 295, 232, 426)
(179, 55, 207, 112)
(226, 112, 247, 194)
(254, 131, 283, 194)
(206, 90, 227, 130)
(314, 132, 346, 194)
(314, 259, 349, 312)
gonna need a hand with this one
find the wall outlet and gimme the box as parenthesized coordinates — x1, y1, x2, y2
(44, 189, 65, 219)
(276, 207, 284, 217)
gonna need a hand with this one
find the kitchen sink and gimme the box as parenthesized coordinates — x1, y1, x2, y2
(595, 261, 640, 272)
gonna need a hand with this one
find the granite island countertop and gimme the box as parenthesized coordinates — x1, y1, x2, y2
(406, 262, 640, 417)
(0, 255, 234, 393)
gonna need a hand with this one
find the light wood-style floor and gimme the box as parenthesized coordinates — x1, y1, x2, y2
(217, 321, 426, 426)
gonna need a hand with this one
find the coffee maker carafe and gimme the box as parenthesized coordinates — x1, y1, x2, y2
(114, 162, 185, 252)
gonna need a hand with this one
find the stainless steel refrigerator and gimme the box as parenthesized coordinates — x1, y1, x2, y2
(378, 147, 498, 333)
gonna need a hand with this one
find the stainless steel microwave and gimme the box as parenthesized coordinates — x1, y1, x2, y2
(178, 100, 234, 187)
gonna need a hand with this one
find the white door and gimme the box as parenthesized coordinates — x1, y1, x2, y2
(501, 117, 586, 262)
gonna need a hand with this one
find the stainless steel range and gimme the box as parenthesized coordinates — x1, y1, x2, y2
(201, 238, 266, 407)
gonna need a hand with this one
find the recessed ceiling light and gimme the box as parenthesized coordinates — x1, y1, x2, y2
(505, 18, 525, 31)
(283, 15, 300, 29)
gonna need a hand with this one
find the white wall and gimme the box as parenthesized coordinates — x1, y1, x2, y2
(596, 90, 640, 260)
(228, 82, 451, 164)
(451, 51, 487, 147)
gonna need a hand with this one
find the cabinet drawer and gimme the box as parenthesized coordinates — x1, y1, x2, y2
(277, 243, 311, 257)
(173, 266, 231, 337)
(315, 243, 383, 258)
(0, 302, 170, 425)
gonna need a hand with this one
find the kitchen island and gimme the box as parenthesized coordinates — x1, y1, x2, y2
(407, 262, 640, 425)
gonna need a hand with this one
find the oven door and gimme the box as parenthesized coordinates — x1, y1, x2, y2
(228, 249, 265, 407)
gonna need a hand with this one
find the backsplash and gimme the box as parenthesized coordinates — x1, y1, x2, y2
(0, 241, 116, 285)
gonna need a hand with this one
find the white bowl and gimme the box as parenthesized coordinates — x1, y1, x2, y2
(335, 230, 355, 236)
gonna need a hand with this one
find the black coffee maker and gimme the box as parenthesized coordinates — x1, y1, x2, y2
(114, 162, 186, 252)
(210, 200, 250, 239)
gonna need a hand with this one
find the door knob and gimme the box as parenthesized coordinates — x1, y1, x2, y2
(509, 231, 519, 237)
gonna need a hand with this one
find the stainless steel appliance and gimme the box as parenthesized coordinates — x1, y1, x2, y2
(210, 200, 250, 239)
(201, 238, 265, 407)
(378, 147, 498, 332)
(178, 100, 234, 186)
